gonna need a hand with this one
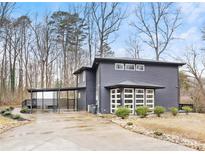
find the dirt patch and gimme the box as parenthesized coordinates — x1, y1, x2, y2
(25, 132, 34, 135)
(63, 126, 79, 129)
(63, 125, 91, 129)
(79, 127, 94, 131)
(40, 131, 54, 134)
(78, 125, 90, 128)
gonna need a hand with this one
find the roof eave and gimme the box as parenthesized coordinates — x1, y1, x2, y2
(94, 57, 186, 66)
(105, 85, 165, 89)
(27, 87, 86, 92)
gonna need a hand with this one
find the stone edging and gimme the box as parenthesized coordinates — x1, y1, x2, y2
(111, 118, 205, 151)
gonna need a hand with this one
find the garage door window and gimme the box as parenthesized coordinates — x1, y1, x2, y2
(110, 88, 121, 113)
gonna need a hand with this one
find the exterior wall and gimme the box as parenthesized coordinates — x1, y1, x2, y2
(76, 70, 96, 111)
(77, 71, 86, 87)
(86, 70, 96, 109)
(77, 89, 86, 111)
(99, 62, 179, 113)
(77, 71, 86, 111)
(95, 65, 101, 113)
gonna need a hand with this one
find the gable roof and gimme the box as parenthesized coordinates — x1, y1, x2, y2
(105, 80, 165, 89)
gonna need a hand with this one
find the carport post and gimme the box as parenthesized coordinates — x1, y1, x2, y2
(74, 90, 77, 111)
(57, 88, 60, 113)
(42, 91, 44, 110)
(30, 90, 33, 114)
(67, 91, 69, 110)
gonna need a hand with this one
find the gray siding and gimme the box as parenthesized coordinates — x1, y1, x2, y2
(95, 65, 101, 112)
(77, 89, 86, 111)
(76, 70, 86, 111)
(77, 71, 86, 87)
(76, 70, 96, 111)
(99, 62, 179, 113)
(86, 70, 96, 109)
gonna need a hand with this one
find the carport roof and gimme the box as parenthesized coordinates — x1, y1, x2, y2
(27, 87, 86, 92)
(105, 80, 165, 89)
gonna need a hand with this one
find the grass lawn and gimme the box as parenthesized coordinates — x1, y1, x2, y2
(128, 113, 205, 144)
(0, 115, 20, 133)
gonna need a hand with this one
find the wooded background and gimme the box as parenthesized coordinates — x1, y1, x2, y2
(0, 2, 205, 111)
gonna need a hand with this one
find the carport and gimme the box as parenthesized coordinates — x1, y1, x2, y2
(27, 87, 85, 113)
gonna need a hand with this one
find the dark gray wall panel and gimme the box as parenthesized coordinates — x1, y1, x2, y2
(77, 89, 86, 111)
(99, 62, 179, 113)
(86, 70, 96, 108)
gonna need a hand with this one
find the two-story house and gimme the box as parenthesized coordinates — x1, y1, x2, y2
(73, 57, 185, 114)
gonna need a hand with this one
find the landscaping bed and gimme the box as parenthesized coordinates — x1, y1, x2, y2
(0, 107, 31, 134)
(104, 113, 205, 151)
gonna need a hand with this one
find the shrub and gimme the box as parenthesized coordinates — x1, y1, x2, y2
(135, 106, 149, 118)
(182, 106, 192, 115)
(20, 107, 30, 114)
(170, 107, 178, 116)
(5, 108, 11, 111)
(154, 106, 165, 117)
(2, 111, 12, 116)
(9, 106, 14, 111)
(115, 107, 130, 119)
(11, 114, 21, 120)
(127, 122, 133, 126)
(0, 109, 6, 114)
(154, 131, 163, 136)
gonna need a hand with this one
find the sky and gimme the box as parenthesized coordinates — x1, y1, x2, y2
(13, 2, 205, 61)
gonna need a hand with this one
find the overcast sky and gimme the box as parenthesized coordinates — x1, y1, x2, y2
(13, 2, 205, 61)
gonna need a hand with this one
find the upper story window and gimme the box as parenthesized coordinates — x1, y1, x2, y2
(125, 64, 135, 71)
(115, 63, 124, 70)
(136, 64, 145, 71)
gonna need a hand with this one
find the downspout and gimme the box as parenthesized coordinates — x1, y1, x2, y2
(76, 74, 78, 111)
(99, 65, 102, 113)
(177, 67, 180, 108)
(30, 89, 33, 114)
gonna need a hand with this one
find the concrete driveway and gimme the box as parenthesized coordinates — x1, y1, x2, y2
(0, 112, 193, 151)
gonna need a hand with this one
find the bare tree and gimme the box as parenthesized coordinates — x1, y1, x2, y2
(125, 35, 142, 59)
(91, 2, 125, 57)
(184, 46, 205, 96)
(131, 2, 181, 60)
(0, 2, 15, 26)
(181, 46, 205, 112)
(31, 14, 58, 88)
(84, 3, 95, 65)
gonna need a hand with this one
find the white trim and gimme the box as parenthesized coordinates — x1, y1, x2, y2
(110, 88, 121, 113)
(136, 64, 145, 71)
(115, 63, 124, 70)
(146, 89, 154, 109)
(135, 89, 144, 108)
(124, 88, 134, 114)
(125, 64, 135, 71)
